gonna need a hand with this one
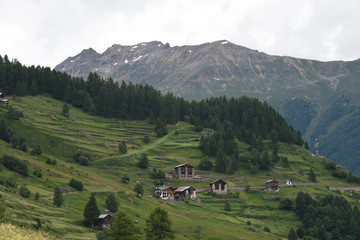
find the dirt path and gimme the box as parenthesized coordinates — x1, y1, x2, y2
(43, 189, 117, 199)
(329, 186, 360, 193)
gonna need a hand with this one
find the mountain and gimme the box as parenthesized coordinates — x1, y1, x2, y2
(55, 40, 360, 174)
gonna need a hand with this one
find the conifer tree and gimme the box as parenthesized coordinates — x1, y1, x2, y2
(308, 169, 317, 182)
(194, 116, 203, 132)
(154, 118, 167, 137)
(137, 153, 149, 169)
(0, 195, 5, 222)
(118, 141, 127, 154)
(288, 228, 297, 240)
(145, 207, 175, 240)
(53, 185, 63, 208)
(134, 183, 144, 198)
(224, 200, 231, 211)
(30, 79, 38, 96)
(109, 211, 137, 240)
(62, 103, 70, 117)
(83, 194, 100, 229)
(0, 119, 9, 142)
(105, 192, 118, 213)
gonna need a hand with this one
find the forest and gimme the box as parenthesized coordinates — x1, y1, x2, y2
(0, 54, 305, 175)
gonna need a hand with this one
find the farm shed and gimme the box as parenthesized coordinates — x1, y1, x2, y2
(98, 214, 113, 228)
(209, 179, 228, 194)
(174, 163, 195, 180)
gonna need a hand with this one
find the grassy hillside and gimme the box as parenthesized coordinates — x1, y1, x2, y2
(0, 95, 359, 240)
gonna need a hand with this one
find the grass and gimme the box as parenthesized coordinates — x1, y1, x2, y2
(0, 95, 359, 239)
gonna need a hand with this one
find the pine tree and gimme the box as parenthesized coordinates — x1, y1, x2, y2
(194, 116, 203, 132)
(53, 185, 63, 208)
(308, 169, 317, 182)
(224, 200, 231, 211)
(137, 154, 149, 169)
(109, 211, 137, 240)
(118, 141, 127, 154)
(30, 79, 38, 96)
(134, 183, 144, 198)
(288, 228, 297, 240)
(105, 192, 118, 213)
(0, 119, 9, 142)
(0, 195, 5, 222)
(62, 103, 70, 117)
(145, 207, 175, 240)
(83, 194, 100, 229)
(154, 118, 167, 137)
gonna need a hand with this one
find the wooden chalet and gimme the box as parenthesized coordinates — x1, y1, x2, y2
(98, 214, 113, 228)
(265, 179, 279, 191)
(154, 186, 174, 200)
(174, 186, 196, 199)
(174, 163, 195, 180)
(209, 179, 228, 194)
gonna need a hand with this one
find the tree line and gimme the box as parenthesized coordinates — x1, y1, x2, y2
(0, 54, 303, 146)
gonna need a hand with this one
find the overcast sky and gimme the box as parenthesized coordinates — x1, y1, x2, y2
(0, 0, 359, 68)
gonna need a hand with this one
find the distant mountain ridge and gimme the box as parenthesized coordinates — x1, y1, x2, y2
(55, 40, 360, 174)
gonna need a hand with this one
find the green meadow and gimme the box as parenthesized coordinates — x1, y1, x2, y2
(0, 95, 359, 240)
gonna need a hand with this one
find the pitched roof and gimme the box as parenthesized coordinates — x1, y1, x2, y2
(174, 163, 194, 168)
(266, 179, 279, 184)
(155, 186, 173, 191)
(210, 179, 227, 184)
(98, 214, 111, 219)
(175, 186, 195, 192)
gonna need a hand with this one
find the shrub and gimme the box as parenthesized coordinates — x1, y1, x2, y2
(45, 157, 57, 165)
(31, 145, 42, 155)
(279, 198, 294, 210)
(33, 169, 42, 178)
(332, 168, 347, 178)
(263, 226, 271, 233)
(73, 151, 90, 163)
(19, 185, 31, 198)
(6, 106, 24, 120)
(198, 157, 213, 170)
(142, 135, 150, 144)
(325, 162, 337, 171)
(0, 176, 17, 188)
(34, 192, 40, 200)
(78, 155, 89, 166)
(1, 155, 29, 176)
(69, 178, 84, 191)
(121, 176, 130, 184)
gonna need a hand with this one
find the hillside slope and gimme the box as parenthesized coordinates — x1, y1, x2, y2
(55, 41, 360, 174)
(0, 96, 360, 240)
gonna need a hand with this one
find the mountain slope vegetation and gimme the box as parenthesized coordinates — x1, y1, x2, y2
(0, 55, 359, 239)
(54, 41, 360, 174)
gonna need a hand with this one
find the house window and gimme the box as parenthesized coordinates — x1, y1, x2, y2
(163, 191, 167, 197)
(221, 183, 225, 190)
(215, 183, 219, 190)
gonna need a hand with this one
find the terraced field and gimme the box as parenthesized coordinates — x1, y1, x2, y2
(0, 96, 359, 240)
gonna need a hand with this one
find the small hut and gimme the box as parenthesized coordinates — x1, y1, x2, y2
(265, 179, 279, 191)
(174, 186, 196, 199)
(174, 163, 195, 180)
(98, 214, 113, 228)
(209, 179, 228, 194)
